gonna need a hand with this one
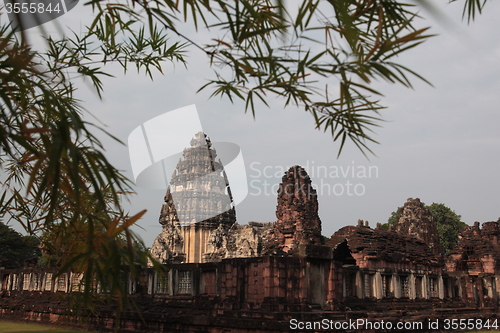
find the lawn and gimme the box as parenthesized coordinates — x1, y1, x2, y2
(0, 321, 91, 333)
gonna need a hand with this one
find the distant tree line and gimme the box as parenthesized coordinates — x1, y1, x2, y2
(0, 221, 40, 267)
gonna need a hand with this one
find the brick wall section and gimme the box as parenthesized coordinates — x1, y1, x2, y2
(1, 290, 498, 333)
(216, 257, 313, 309)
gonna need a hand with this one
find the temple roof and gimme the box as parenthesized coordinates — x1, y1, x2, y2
(451, 221, 500, 259)
(159, 131, 235, 227)
(327, 223, 443, 268)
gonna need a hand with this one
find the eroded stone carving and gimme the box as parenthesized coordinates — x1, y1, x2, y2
(393, 198, 445, 256)
(151, 162, 325, 262)
(447, 221, 500, 275)
(150, 132, 236, 263)
(266, 165, 323, 254)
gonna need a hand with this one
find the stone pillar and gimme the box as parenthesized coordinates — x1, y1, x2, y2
(169, 270, 174, 295)
(342, 274, 346, 297)
(263, 259, 272, 298)
(409, 273, 416, 299)
(422, 274, 428, 299)
(477, 277, 485, 307)
(484, 277, 493, 298)
(467, 276, 476, 304)
(65, 273, 70, 293)
(188, 224, 196, 263)
(148, 271, 154, 295)
(495, 276, 500, 304)
(438, 275, 445, 299)
(299, 259, 308, 303)
(449, 278, 454, 298)
(277, 260, 285, 298)
(326, 262, 337, 309)
(356, 271, 363, 298)
(374, 271, 383, 299)
(460, 276, 468, 301)
(393, 274, 400, 298)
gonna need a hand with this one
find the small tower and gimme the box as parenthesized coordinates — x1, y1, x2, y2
(268, 165, 323, 253)
(393, 198, 445, 256)
(150, 132, 236, 263)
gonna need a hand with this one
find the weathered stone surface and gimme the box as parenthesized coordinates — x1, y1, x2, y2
(327, 198, 446, 270)
(152, 163, 326, 262)
(161, 131, 236, 227)
(203, 222, 274, 262)
(447, 221, 500, 275)
(150, 132, 236, 263)
(327, 222, 442, 270)
(266, 165, 323, 254)
(393, 198, 445, 256)
(4, 184, 500, 332)
(149, 222, 184, 263)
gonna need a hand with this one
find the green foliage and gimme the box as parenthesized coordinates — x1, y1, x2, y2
(382, 202, 467, 254)
(322, 235, 330, 244)
(452, 0, 489, 23)
(427, 203, 467, 254)
(0, 24, 159, 320)
(0, 221, 40, 267)
(31, 0, 487, 157)
(381, 206, 403, 231)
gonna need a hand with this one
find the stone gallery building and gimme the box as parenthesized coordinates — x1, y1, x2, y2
(1, 132, 500, 332)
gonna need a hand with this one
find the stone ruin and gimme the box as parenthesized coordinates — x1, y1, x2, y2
(327, 221, 442, 271)
(392, 197, 445, 256)
(117, 133, 500, 312)
(3, 132, 500, 332)
(150, 132, 274, 263)
(149, 131, 237, 263)
(450, 220, 500, 268)
(4, 186, 500, 332)
(150, 133, 324, 263)
(266, 165, 323, 254)
(148, 133, 458, 274)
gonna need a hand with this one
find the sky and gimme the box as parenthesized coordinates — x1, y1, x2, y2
(13, 1, 500, 247)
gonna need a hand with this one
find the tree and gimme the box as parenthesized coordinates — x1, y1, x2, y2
(0, 221, 40, 267)
(382, 202, 467, 254)
(426, 203, 467, 254)
(0, 0, 491, 318)
(0, 24, 156, 311)
(4, 0, 490, 156)
(381, 206, 403, 231)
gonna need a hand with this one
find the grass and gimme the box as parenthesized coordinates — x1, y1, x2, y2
(0, 321, 91, 333)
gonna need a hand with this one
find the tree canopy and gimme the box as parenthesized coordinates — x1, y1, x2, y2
(0, 221, 40, 267)
(426, 203, 467, 254)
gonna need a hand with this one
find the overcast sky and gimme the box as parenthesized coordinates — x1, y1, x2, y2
(18, 1, 500, 247)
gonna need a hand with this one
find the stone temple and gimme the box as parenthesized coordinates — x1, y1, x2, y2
(150, 131, 325, 263)
(2, 132, 500, 332)
(150, 131, 238, 263)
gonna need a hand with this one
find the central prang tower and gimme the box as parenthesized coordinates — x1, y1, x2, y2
(150, 132, 236, 263)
